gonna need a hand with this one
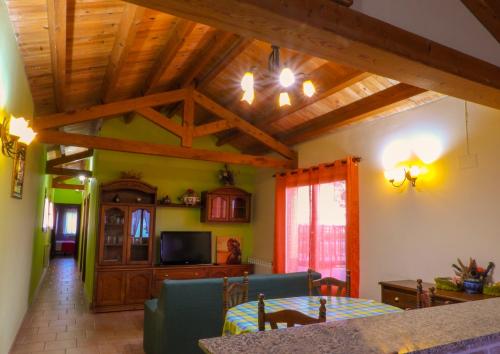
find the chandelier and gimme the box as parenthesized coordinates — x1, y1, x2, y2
(240, 45, 316, 107)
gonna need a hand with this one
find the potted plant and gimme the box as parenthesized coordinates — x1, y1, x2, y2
(452, 258, 495, 294)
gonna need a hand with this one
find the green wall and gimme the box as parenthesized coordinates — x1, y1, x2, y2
(54, 182, 83, 205)
(82, 116, 256, 303)
(0, 2, 45, 351)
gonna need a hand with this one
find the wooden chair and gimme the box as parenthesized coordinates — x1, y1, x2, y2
(222, 272, 249, 318)
(257, 294, 326, 331)
(308, 269, 351, 297)
(416, 279, 435, 308)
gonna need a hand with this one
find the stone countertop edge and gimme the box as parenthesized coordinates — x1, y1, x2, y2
(199, 298, 500, 354)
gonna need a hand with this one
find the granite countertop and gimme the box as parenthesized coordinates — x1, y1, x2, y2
(199, 298, 500, 354)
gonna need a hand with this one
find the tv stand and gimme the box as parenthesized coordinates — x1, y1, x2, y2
(152, 263, 254, 297)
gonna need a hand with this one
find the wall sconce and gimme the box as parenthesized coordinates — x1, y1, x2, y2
(384, 165, 424, 188)
(0, 113, 37, 159)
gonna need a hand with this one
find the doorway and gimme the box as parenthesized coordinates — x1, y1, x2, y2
(51, 203, 81, 259)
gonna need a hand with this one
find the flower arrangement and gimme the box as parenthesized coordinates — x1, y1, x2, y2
(218, 164, 235, 186)
(451, 258, 495, 294)
(178, 189, 200, 206)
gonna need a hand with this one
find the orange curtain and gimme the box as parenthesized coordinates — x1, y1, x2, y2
(273, 157, 360, 297)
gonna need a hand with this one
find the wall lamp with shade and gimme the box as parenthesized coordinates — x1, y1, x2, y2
(0, 113, 37, 159)
(384, 165, 426, 188)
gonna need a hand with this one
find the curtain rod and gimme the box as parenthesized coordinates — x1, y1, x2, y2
(272, 156, 362, 178)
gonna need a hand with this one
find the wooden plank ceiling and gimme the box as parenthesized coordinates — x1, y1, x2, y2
(6, 0, 443, 161)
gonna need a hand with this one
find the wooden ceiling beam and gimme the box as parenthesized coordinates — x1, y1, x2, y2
(217, 65, 370, 146)
(52, 175, 72, 183)
(46, 0, 67, 112)
(193, 120, 234, 137)
(461, 0, 500, 43)
(135, 107, 184, 138)
(101, 4, 146, 103)
(193, 90, 296, 160)
(143, 19, 196, 95)
(280, 83, 426, 147)
(178, 31, 237, 88)
(36, 130, 295, 169)
(33, 88, 187, 130)
(182, 91, 195, 147)
(52, 182, 84, 191)
(46, 149, 94, 168)
(46, 166, 93, 178)
(123, 0, 500, 109)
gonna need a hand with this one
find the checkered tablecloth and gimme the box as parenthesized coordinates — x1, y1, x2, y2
(223, 296, 402, 335)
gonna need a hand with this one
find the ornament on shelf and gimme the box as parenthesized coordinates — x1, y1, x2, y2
(178, 189, 200, 206)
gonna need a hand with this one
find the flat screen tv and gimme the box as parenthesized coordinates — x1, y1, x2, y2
(160, 231, 212, 265)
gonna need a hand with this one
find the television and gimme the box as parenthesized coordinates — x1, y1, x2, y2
(160, 231, 212, 265)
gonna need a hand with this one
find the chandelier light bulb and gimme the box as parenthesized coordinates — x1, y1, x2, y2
(279, 68, 295, 88)
(240, 71, 254, 92)
(241, 89, 255, 105)
(303, 80, 316, 97)
(279, 92, 291, 107)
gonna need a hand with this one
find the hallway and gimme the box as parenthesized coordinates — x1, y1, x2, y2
(10, 258, 144, 354)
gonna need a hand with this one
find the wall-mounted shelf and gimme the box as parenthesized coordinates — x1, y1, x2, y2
(156, 203, 201, 209)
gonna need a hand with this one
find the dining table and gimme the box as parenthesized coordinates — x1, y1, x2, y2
(223, 295, 402, 335)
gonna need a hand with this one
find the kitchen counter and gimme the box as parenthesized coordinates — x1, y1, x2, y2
(199, 298, 500, 354)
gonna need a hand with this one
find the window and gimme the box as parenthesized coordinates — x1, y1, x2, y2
(284, 181, 347, 280)
(63, 209, 78, 236)
(274, 158, 360, 296)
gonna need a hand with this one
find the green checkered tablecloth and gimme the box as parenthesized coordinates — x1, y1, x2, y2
(223, 296, 402, 335)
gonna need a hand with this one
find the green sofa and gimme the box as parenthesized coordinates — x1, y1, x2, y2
(143, 271, 320, 354)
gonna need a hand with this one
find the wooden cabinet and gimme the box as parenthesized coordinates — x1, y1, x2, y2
(201, 187, 251, 223)
(125, 270, 153, 304)
(96, 271, 125, 307)
(151, 264, 254, 298)
(380, 280, 497, 310)
(94, 180, 157, 312)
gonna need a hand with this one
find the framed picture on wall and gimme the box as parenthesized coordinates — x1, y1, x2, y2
(216, 235, 242, 265)
(11, 144, 26, 199)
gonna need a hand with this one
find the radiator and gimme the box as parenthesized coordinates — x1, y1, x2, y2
(248, 257, 273, 274)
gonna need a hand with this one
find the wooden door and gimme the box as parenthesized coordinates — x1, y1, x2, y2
(207, 194, 229, 222)
(99, 205, 128, 266)
(126, 206, 154, 265)
(95, 271, 125, 306)
(229, 195, 250, 222)
(125, 270, 152, 304)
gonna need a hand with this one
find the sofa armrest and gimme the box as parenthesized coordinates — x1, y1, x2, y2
(144, 299, 162, 354)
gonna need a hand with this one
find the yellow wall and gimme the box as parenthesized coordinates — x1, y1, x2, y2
(0, 1, 45, 351)
(252, 97, 500, 300)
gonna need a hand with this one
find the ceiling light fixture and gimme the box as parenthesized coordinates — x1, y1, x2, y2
(240, 45, 316, 107)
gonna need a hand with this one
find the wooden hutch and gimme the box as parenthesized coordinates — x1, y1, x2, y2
(93, 180, 253, 312)
(201, 187, 251, 223)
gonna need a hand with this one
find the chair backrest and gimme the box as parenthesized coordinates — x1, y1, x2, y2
(222, 272, 249, 318)
(257, 293, 326, 331)
(308, 269, 351, 297)
(416, 279, 435, 308)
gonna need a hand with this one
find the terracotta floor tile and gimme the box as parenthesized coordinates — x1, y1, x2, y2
(11, 258, 144, 354)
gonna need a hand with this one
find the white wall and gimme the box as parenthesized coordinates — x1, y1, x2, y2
(352, 0, 500, 66)
(252, 97, 500, 301)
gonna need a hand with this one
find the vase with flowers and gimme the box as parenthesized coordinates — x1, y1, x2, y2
(452, 258, 495, 294)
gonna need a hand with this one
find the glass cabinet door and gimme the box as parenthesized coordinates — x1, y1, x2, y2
(100, 206, 127, 265)
(127, 207, 153, 264)
(208, 195, 229, 221)
(230, 195, 250, 221)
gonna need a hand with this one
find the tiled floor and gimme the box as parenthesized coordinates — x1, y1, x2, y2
(10, 258, 144, 354)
